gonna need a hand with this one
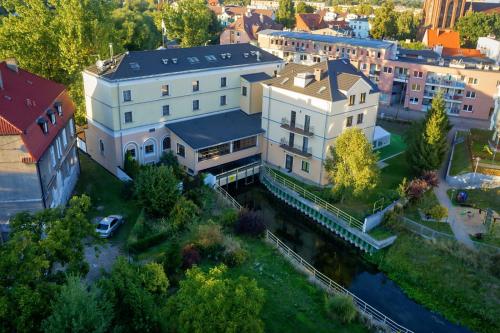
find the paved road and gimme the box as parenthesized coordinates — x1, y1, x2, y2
(378, 105, 491, 130)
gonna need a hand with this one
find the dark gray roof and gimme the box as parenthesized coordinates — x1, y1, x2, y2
(258, 29, 395, 49)
(241, 72, 272, 82)
(263, 59, 378, 101)
(85, 44, 282, 81)
(166, 110, 264, 150)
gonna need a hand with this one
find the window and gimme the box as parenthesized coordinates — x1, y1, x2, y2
(162, 137, 171, 150)
(69, 118, 74, 136)
(242, 86, 247, 96)
(301, 160, 310, 173)
(468, 77, 478, 85)
(161, 84, 169, 96)
(193, 100, 199, 111)
(409, 97, 419, 104)
(177, 143, 185, 157)
(126, 147, 136, 158)
(62, 128, 67, 147)
(383, 66, 392, 74)
(198, 143, 231, 161)
(124, 111, 133, 123)
(357, 113, 364, 124)
(346, 116, 353, 127)
(99, 139, 104, 154)
(411, 84, 421, 91)
(221, 77, 227, 87)
(348, 95, 355, 105)
(50, 146, 56, 167)
(465, 91, 476, 98)
(233, 136, 257, 152)
(192, 80, 199, 92)
(144, 143, 155, 155)
(413, 71, 423, 78)
(123, 90, 131, 102)
(55, 102, 63, 116)
(220, 95, 227, 106)
(463, 104, 473, 112)
(47, 110, 56, 125)
(377, 52, 381, 58)
(162, 105, 170, 116)
(360, 92, 366, 104)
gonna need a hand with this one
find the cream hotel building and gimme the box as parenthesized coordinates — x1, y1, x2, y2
(83, 44, 382, 186)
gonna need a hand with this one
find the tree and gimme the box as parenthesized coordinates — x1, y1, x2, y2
(134, 165, 181, 217)
(168, 265, 265, 333)
(370, 1, 397, 39)
(124, 150, 140, 178)
(99, 258, 169, 333)
(42, 276, 112, 333)
(169, 196, 199, 231)
(276, 0, 295, 28)
(396, 10, 418, 40)
(296, 1, 315, 14)
(162, 0, 215, 47)
(325, 128, 380, 201)
(111, 4, 161, 51)
(354, 3, 373, 16)
(0, 195, 94, 332)
(456, 12, 500, 48)
(406, 92, 452, 174)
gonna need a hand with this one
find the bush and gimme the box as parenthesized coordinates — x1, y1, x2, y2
(219, 209, 239, 229)
(158, 151, 183, 178)
(123, 150, 140, 178)
(422, 171, 439, 188)
(181, 244, 201, 269)
(122, 180, 135, 200)
(163, 240, 182, 276)
(128, 230, 171, 253)
(407, 178, 428, 202)
(222, 236, 247, 267)
(234, 210, 266, 237)
(324, 294, 357, 324)
(490, 254, 500, 278)
(169, 197, 199, 231)
(426, 204, 448, 220)
(194, 223, 224, 257)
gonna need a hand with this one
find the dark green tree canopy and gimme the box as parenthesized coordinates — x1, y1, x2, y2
(456, 12, 500, 48)
(296, 1, 315, 14)
(276, 0, 295, 28)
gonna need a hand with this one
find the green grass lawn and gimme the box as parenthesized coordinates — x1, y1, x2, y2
(447, 187, 500, 211)
(370, 233, 500, 333)
(75, 152, 140, 244)
(376, 119, 412, 136)
(377, 134, 407, 161)
(450, 132, 472, 176)
(223, 237, 368, 333)
(470, 129, 500, 166)
(404, 191, 453, 235)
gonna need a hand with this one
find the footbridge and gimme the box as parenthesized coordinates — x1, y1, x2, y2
(260, 166, 396, 253)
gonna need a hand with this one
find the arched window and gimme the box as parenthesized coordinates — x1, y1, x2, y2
(143, 138, 156, 156)
(162, 136, 171, 151)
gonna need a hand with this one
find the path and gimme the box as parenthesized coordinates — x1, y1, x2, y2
(84, 241, 123, 283)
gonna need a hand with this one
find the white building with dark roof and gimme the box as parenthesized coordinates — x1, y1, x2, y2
(261, 59, 380, 185)
(82, 43, 284, 176)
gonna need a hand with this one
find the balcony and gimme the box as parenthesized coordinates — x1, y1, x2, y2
(280, 118, 314, 136)
(394, 73, 408, 82)
(280, 137, 312, 158)
(425, 77, 466, 88)
(423, 91, 463, 103)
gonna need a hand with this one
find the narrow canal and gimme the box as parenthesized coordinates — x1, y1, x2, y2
(229, 181, 473, 333)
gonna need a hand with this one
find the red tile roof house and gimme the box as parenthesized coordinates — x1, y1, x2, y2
(220, 12, 283, 45)
(0, 61, 80, 223)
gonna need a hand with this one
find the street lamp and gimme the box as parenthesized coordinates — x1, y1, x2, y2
(473, 157, 481, 179)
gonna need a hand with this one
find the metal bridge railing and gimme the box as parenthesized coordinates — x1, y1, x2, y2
(262, 166, 364, 231)
(213, 183, 242, 211)
(266, 230, 413, 333)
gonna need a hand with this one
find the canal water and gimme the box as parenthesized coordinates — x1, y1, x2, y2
(229, 182, 473, 333)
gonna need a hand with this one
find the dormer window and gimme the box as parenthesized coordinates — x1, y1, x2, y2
(37, 117, 49, 134)
(47, 109, 56, 125)
(54, 101, 63, 116)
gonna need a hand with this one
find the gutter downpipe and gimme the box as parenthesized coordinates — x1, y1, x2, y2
(117, 82, 124, 169)
(265, 86, 271, 164)
(319, 102, 329, 184)
(36, 162, 47, 209)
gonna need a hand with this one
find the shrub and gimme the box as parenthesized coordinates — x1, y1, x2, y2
(219, 209, 239, 229)
(222, 236, 247, 267)
(123, 150, 140, 178)
(122, 180, 135, 200)
(324, 294, 357, 324)
(426, 204, 448, 220)
(194, 223, 224, 257)
(158, 151, 183, 177)
(169, 197, 199, 231)
(234, 210, 266, 237)
(128, 230, 171, 253)
(163, 240, 182, 276)
(181, 244, 201, 269)
(422, 170, 439, 188)
(407, 178, 428, 202)
(490, 254, 500, 278)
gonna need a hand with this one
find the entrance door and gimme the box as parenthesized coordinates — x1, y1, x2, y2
(285, 154, 293, 172)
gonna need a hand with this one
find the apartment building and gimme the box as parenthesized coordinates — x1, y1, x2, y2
(261, 59, 379, 185)
(0, 61, 79, 222)
(258, 30, 500, 120)
(83, 44, 284, 176)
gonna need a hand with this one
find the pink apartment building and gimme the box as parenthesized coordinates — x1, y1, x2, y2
(258, 30, 500, 120)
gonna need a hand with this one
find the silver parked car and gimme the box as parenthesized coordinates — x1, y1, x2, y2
(95, 215, 124, 238)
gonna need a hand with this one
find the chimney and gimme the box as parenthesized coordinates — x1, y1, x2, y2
(314, 68, 324, 81)
(5, 58, 18, 73)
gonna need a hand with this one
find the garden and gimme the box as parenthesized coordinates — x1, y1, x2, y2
(75, 151, 372, 332)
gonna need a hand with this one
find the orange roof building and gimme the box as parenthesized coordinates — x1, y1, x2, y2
(423, 28, 483, 57)
(295, 13, 327, 32)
